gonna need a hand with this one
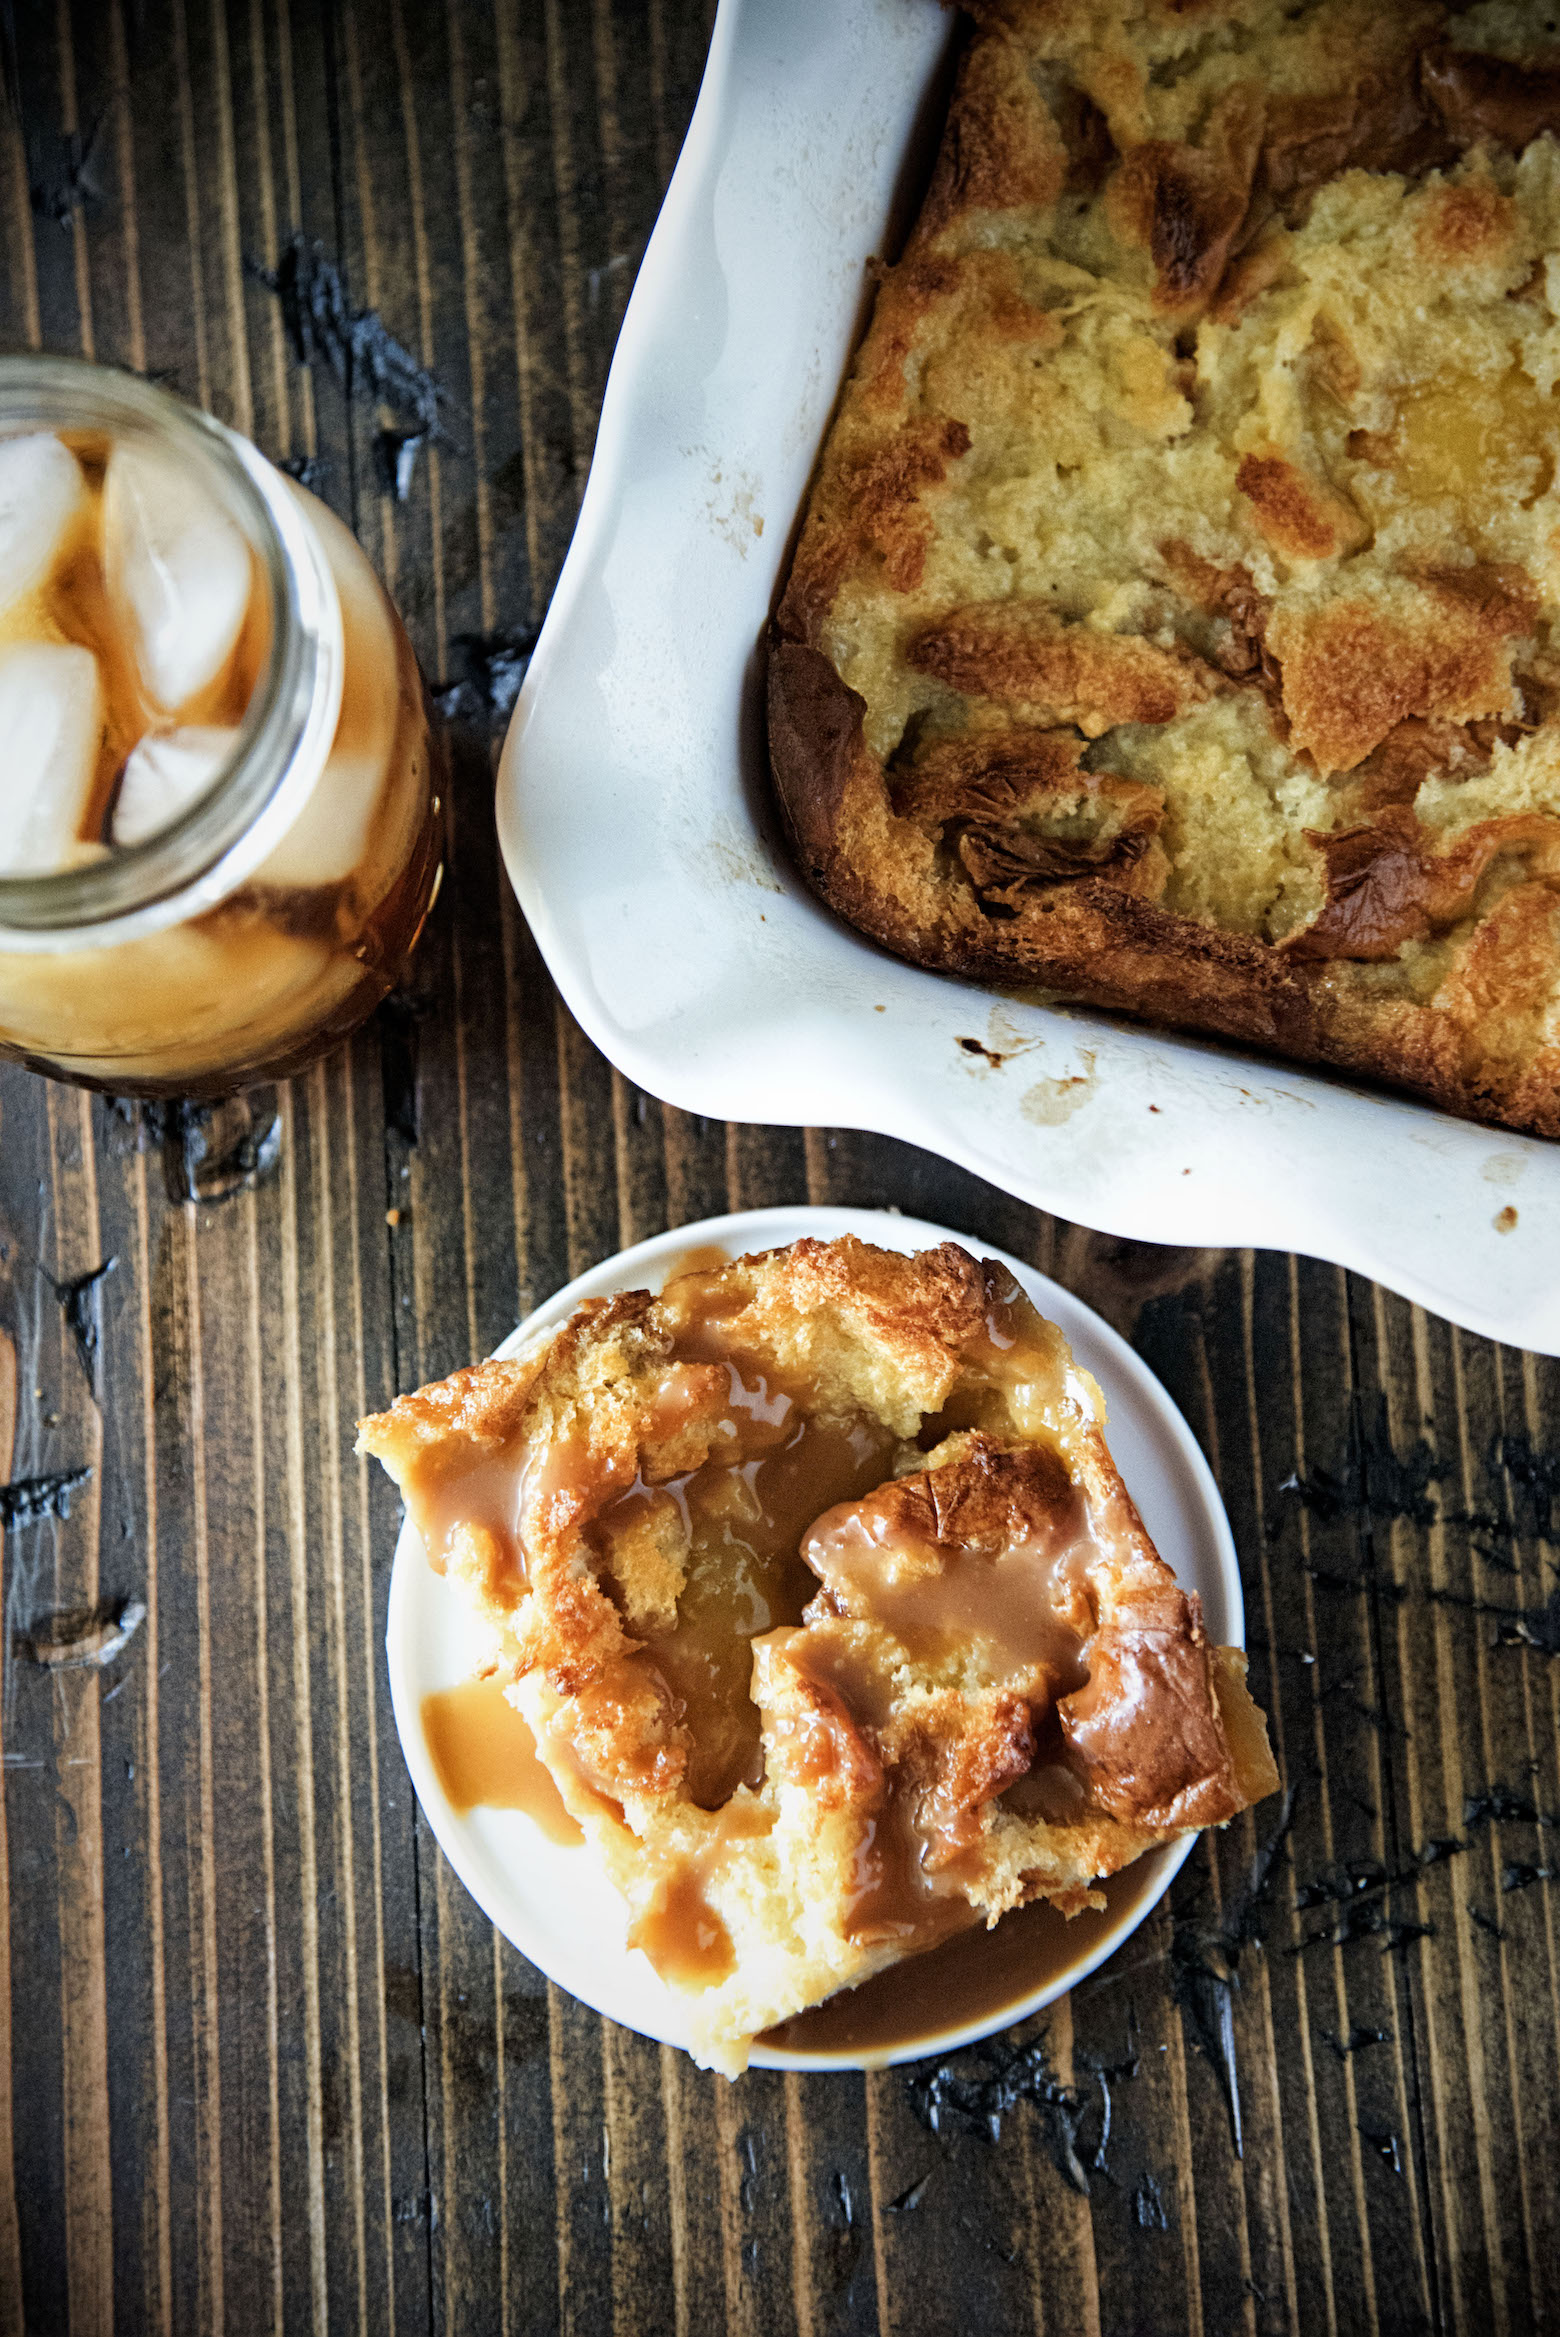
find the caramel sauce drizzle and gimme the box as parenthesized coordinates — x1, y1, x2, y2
(628, 1868, 737, 1991)
(790, 1348, 1102, 1959)
(596, 1267, 903, 1809)
(773, 1627, 976, 1950)
(760, 1861, 1162, 2055)
(844, 1796, 978, 1951)
(602, 1398, 900, 1808)
(415, 1445, 534, 1589)
(420, 1676, 583, 1845)
(625, 1798, 769, 1992)
(801, 1475, 1093, 1692)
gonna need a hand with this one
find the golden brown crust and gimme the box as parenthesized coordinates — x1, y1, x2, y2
(1104, 83, 1265, 314)
(1234, 453, 1367, 565)
(1281, 805, 1560, 963)
(1269, 581, 1532, 775)
(908, 602, 1217, 732)
(1061, 1608, 1244, 1830)
(768, 635, 1320, 1039)
(916, 29, 1068, 244)
(767, 0, 1560, 1141)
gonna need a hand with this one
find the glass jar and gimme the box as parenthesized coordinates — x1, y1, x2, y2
(0, 357, 443, 1097)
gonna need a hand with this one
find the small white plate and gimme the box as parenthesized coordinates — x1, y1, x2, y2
(383, 1205, 1242, 2072)
(495, 0, 1560, 1352)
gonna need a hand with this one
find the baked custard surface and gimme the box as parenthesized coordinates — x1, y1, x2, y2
(361, 1238, 1275, 2072)
(769, 0, 1560, 1137)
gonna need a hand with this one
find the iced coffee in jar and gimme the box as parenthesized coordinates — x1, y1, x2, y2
(0, 356, 443, 1096)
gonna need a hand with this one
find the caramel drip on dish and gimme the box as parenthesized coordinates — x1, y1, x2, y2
(625, 1799, 769, 1991)
(420, 1676, 583, 1845)
(415, 1446, 533, 1588)
(759, 1861, 1162, 2055)
(628, 1867, 737, 1990)
(655, 1242, 732, 1288)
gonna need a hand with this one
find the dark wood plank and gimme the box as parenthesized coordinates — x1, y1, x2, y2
(3, 3, 1560, 2332)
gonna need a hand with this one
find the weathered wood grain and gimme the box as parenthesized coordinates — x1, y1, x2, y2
(2, 2, 1559, 2332)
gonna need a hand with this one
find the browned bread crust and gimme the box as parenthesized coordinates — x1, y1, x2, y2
(769, 0, 1560, 1138)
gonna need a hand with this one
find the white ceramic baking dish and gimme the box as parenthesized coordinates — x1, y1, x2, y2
(495, 0, 1560, 1352)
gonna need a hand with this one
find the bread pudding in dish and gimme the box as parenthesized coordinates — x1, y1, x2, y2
(770, 0, 1560, 1138)
(360, 1237, 1275, 2072)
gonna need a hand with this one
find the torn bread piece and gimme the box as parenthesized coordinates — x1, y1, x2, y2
(769, 0, 1560, 1138)
(360, 1237, 1276, 2072)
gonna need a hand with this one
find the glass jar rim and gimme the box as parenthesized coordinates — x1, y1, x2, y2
(0, 357, 340, 941)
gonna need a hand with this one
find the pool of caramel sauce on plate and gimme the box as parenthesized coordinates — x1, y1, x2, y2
(420, 1676, 582, 1846)
(760, 1859, 1162, 2056)
(656, 1242, 733, 1286)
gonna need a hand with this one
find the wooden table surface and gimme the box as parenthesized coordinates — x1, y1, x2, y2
(2, 5, 1559, 2332)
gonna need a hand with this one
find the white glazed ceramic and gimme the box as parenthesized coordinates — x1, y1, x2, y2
(384, 1204, 1239, 2071)
(495, 0, 1560, 1353)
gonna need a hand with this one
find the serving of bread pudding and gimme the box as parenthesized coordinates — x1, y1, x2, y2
(361, 1237, 1275, 2072)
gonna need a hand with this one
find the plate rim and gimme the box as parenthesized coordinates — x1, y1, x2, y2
(384, 1202, 1240, 2073)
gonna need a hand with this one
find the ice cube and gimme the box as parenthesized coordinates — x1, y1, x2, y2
(103, 442, 252, 711)
(252, 534, 397, 889)
(253, 742, 388, 890)
(0, 641, 103, 874)
(112, 726, 237, 848)
(0, 434, 87, 618)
